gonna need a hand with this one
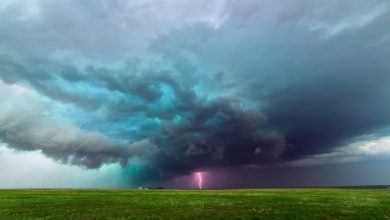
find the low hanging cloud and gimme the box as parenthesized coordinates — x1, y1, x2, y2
(0, 81, 132, 168)
(0, 0, 390, 185)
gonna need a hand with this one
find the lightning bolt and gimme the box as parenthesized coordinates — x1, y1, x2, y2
(196, 172, 203, 190)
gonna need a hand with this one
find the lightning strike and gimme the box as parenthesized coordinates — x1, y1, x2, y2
(196, 172, 203, 190)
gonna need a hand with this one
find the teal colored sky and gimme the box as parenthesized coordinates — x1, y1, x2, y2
(0, 0, 390, 188)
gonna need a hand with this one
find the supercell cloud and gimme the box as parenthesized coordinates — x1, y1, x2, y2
(0, 0, 390, 187)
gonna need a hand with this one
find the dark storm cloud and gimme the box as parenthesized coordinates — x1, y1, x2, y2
(140, 0, 390, 167)
(0, 54, 287, 178)
(0, 0, 390, 185)
(264, 66, 390, 160)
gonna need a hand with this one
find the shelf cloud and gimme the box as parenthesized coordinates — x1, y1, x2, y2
(0, 0, 390, 186)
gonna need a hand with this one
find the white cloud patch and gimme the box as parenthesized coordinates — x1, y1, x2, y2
(298, 1, 389, 39)
(187, 0, 230, 29)
(0, 145, 126, 188)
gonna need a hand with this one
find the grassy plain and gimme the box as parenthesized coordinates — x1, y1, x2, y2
(0, 188, 389, 219)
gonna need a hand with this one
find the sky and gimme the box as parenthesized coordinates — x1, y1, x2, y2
(0, 0, 390, 189)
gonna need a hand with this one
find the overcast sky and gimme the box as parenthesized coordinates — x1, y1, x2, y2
(1, 0, 390, 188)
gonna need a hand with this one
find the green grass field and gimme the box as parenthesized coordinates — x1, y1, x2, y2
(0, 188, 389, 219)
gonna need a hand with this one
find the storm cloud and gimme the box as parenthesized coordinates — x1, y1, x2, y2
(0, 0, 390, 185)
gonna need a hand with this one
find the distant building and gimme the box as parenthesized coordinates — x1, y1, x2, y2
(138, 186, 164, 190)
